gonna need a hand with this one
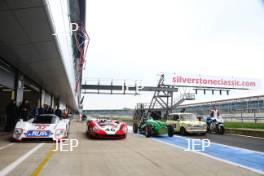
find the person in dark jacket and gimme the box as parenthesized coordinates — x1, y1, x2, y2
(5, 100, 18, 132)
(31, 103, 39, 117)
(55, 105, 62, 118)
(43, 104, 49, 114)
(19, 99, 31, 121)
(38, 105, 44, 115)
(47, 106, 54, 114)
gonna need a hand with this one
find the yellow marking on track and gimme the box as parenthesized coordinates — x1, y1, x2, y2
(31, 144, 56, 176)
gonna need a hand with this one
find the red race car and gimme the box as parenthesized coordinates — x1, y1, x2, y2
(87, 119, 128, 139)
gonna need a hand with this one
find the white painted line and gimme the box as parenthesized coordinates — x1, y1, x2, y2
(194, 149, 264, 175)
(210, 140, 264, 155)
(230, 133, 264, 140)
(130, 125, 264, 173)
(172, 135, 264, 155)
(152, 138, 264, 175)
(152, 138, 186, 150)
(0, 143, 44, 176)
(129, 125, 264, 154)
(0, 143, 14, 151)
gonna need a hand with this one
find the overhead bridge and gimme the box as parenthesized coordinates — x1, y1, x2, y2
(81, 84, 179, 95)
(81, 75, 251, 119)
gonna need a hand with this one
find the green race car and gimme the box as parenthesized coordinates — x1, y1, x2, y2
(133, 117, 174, 138)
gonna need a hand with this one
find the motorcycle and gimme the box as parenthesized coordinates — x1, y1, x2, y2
(206, 116, 225, 135)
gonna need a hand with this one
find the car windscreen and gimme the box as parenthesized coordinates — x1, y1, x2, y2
(33, 115, 55, 124)
(168, 115, 179, 120)
(180, 114, 197, 121)
(98, 120, 118, 127)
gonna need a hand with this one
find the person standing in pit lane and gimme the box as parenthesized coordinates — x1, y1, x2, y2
(43, 104, 49, 114)
(55, 105, 62, 118)
(62, 109, 69, 119)
(5, 100, 18, 132)
(19, 99, 31, 121)
(31, 103, 39, 117)
(47, 105, 54, 114)
(38, 105, 44, 115)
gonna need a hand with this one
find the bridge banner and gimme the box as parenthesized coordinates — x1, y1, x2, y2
(170, 73, 261, 90)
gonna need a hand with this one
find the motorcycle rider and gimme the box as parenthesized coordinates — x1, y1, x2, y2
(206, 106, 219, 125)
(211, 106, 220, 118)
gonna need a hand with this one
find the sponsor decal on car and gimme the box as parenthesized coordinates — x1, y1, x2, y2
(34, 124, 50, 130)
(26, 130, 51, 137)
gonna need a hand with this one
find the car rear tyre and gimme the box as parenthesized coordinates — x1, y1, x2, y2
(87, 127, 92, 138)
(145, 125, 152, 137)
(133, 123, 138, 133)
(168, 126, 174, 137)
(219, 126, 225, 135)
(207, 126, 211, 133)
(180, 127, 186, 136)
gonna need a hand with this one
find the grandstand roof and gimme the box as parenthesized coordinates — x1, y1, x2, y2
(180, 94, 264, 107)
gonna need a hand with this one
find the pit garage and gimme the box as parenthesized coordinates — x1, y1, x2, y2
(0, 58, 42, 131)
(22, 80, 41, 109)
(0, 59, 15, 130)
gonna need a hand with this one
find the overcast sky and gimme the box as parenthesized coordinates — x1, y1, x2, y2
(83, 0, 264, 110)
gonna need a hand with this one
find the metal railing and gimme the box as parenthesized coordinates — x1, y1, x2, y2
(136, 103, 163, 110)
(222, 111, 264, 123)
(172, 93, 195, 108)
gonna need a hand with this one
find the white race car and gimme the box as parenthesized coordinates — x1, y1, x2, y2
(13, 114, 70, 142)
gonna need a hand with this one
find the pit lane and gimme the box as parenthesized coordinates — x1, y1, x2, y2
(186, 133, 264, 153)
(0, 120, 263, 176)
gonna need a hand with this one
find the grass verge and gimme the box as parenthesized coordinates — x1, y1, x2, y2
(225, 121, 264, 130)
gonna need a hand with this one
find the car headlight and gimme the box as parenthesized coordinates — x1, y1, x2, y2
(55, 129, 65, 136)
(14, 128, 23, 135)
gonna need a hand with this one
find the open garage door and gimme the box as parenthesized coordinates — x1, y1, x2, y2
(23, 85, 40, 109)
(0, 60, 15, 130)
(0, 60, 15, 89)
(23, 78, 41, 117)
(0, 84, 14, 131)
